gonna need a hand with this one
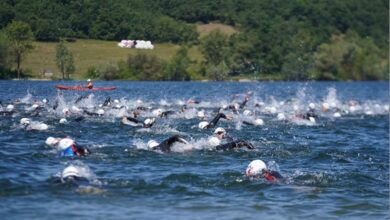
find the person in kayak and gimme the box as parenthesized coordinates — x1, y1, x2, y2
(86, 79, 93, 89)
(245, 159, 283, 183)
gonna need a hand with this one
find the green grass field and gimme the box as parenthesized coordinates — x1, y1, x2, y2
(24, 40, 203, 79)
(23, 23, 237, 79)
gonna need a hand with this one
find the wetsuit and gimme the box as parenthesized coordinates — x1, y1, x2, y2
(215, 140, 255, 151)
(206, 113, 228, 129)
(263, 170, 283, 182)
(152, 135, 188, 152)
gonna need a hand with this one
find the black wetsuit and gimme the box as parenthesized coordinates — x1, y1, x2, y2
(206, 113, 228, 129)
(215, 140, 255, 151)
(152, 135, 188, 152)
(122, 116, 155, 128)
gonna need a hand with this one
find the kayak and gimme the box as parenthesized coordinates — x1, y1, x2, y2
(55, 85, 117, 91)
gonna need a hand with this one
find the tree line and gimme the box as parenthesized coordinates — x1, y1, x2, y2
(0, 0, 388, 80)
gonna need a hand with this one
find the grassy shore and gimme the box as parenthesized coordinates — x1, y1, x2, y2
(22, 23, 241, 80)
(24, 39, 204, 80)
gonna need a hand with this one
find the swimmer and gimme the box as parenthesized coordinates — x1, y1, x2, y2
(199, 113, 232, 129)
(57, 138, 90, 157)
(86, 79, 93, 89)
(209, 127, 254, 150)
(122, 116, 156, 128)
(245, 159, 283, 183)
(61, 165, 89, 183)
(147, 135, 189, 152)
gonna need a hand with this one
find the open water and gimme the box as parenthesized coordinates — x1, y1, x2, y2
(0, 81, 388, 219)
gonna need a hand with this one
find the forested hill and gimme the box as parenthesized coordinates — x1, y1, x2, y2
(0, 0, 388, 80)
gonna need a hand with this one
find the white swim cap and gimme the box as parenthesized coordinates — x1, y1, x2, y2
(6, 104, 14, 112)
(147, 140, 159, 149)
(45, 137, 59, 146)
(214, 127, 226, 135)
(31, 104, 39, 109)
(144, 118, 155, 126)
(198, 121, 209, 129)
(333, 112, 341, 118)
(309, 117, 316, 123)
(254, 118, 264, 126)
(58, 138, 75, 150)
(97, 109, 105, 115)
(59, 118, 68, 124)
(42, 98, 48, 104)
(61, 165, 81, 180)
(87, 79, 91, 82)
(246, 160, 267, 176)
(276, 113, 286, 120)
(20, 118, 30, 125)
(309, 103, 315, 109)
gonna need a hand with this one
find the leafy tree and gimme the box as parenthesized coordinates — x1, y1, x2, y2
(5, 21, 34, 79)
(314, 31, 386, 80)
(0, 31, 11, 78)
(163, 47, 191, 81)
(56, 39, 75, 79)
(200, 30, 228, 66)
(126, 52, 165, 80)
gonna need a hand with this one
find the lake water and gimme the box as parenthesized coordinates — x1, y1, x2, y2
(0, 81, 388, 219)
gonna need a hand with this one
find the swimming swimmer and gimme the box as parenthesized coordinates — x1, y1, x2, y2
(57, 138, 90, 157)
(209, 127, 254, 150)
(245, 159, 283, 183)
(147, 135, 189, 152)
(122, 116, 156, 128)
(61, 165, 89, 183)
(199, 113, 232, 129)
(86, 79, 93, 89)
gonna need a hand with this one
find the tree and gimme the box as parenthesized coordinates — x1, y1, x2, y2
(314, 31, 386, 80)
(200, 30, 228, 66)
(0, 31, 11, 78)
(5, 21, 34, 79)
(56, 39, 75, 79)
(163, 47, 191, 81)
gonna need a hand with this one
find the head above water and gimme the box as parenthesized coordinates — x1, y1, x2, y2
(147, 140, 159, 149)
(246, 159, 267, 177)
(87, 79, 91, 82)
(20, 118, 30, 125)
(214, 127, 226, 139)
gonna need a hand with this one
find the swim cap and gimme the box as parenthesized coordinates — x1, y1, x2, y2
(147, 140, 159, 149)
(309, 103, 315, 109)
(45, 137, 59, 146)
(58, 138, 75, 150)
(144, 118, 155, 126)
(20, 118, 30, 125)
(276, 113, 286, 120)
(198, 121, 209, 129)
(59, 118, 68, 124)
(61, 165, 81, 180)
(87, 79, 91, 82)
(246, 160, 267, 176)
(254, 118, 264, 126)
(6, 104, 14, 112)
(214, 127, 226, 135)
